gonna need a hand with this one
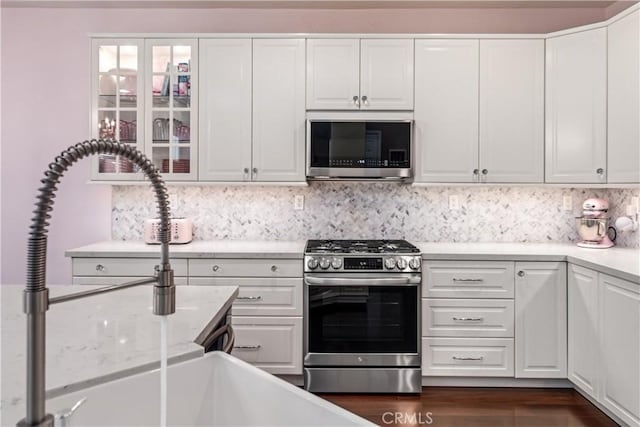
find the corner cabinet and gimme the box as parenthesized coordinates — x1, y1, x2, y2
(91, 38, 198, 181)
(608, 9, 640, 183)
(306, 38, 414, 110)
(414, 39, 543, 183)
(199, 38, 305, 182)
(545, 28, 607, 184)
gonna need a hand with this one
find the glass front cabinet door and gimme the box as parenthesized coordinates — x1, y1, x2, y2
(91, 38, 198, 181)
(145, 39, 198, 181)
(91, 39, 144, 180)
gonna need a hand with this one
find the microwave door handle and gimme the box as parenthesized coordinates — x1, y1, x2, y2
(304, 276, 420, 286)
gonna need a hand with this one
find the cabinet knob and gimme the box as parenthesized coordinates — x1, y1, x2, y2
(361, 95, 368, 105)
(252, 167, 258, 174)
(212, 265, 220, 272)
(481, 169, 488, 175)
(271, 265, 278, 272)
(596, 168, 604, 175)
(473, 169, 479, 175)
(243, 168, 249, 174)
(352, 95, 360, 107)
(96, 264, 105, 272)
(517, 270, 525, 277)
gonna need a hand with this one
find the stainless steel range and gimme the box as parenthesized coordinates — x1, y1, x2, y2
(303, 239, 422, 394)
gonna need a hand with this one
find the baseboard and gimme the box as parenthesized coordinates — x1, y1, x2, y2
(422, 377, 572, 388)
(573, 386, 629, 427)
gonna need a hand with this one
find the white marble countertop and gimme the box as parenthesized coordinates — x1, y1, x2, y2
(1, 284, 238, 422)
(417, 242, 640, 284)
(66, 240, 306, 259)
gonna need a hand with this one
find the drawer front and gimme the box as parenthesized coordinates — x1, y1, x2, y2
(72, 276, 188, 286)
(230, 316, 303, 375)
(189, 277, 302, 316)
(72, 258, 188, 277)
(424, 261, 514, 298)
(422, 337, 514, 377)
(189, 259, 302, 277)
(423, 299, 514, 338)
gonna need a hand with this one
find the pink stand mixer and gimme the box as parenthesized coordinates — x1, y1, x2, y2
(575, 198, 616, 248)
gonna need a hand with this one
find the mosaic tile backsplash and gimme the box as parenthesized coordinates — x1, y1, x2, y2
(112, 184, 640, 248)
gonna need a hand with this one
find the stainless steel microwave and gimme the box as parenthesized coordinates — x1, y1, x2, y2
(306, 119, 413, 180)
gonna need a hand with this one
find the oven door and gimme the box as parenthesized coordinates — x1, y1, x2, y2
(304, 273, 421, 367)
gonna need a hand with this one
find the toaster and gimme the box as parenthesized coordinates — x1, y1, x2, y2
(144, 218, 193, 244)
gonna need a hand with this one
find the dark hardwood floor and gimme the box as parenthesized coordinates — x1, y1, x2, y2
(319, 388, 618, 427)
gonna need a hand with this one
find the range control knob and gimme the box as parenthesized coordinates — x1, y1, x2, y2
(331, 257, 343, 270)
(409, 257, 421, 270)
(319, 258, 331, 270)
(307, 258, 319, 270)
(396, 258, 408, 270)
(384, 258, 396, 270)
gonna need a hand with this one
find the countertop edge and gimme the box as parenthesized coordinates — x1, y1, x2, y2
(194, 287, 239, 345)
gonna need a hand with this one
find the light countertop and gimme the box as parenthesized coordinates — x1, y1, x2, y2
(65, 240, 306, 259)
(1, 284, 238, 422)
(66, 240, 639, 284)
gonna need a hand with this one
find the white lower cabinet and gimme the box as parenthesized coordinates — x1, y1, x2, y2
(188, 258, 303, 375)
(514, 262, 567, 379)
(568, 265, 640, 427)
(422, 337, 514, 377)
(230, 316, 303, 375)
(71, 258, 188, 286)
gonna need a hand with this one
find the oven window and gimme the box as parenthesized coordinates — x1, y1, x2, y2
(307, 285, 418, 353)
(309, 122, 411, 169)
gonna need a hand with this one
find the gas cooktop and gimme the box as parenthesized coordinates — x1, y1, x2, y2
(305, 239, 420, 254)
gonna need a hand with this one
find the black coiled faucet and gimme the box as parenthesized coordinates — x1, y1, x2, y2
(19, 139, 176, 426)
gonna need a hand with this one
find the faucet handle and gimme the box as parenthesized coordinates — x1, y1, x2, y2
(54, 397, 87, 427)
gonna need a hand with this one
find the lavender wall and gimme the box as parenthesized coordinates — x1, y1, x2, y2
(0, 5, 632, 284)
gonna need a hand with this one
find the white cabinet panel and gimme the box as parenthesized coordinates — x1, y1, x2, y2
(423, 298, 514, 338)
(567, 264, 599, 399)
(599, 274, 640, 426)
(545, 28, 607, 183)
(423, 261, 515, 299)
(608, 9, 640, 183)
(360, 39, 414, 110)
(479, 39, 544, 183)
(73, 257, 188, 277)
(252, 39, 306, 182)
(423, 337, 514, 377)
(414, 40, 479, 183)
(188, 258, 302, 277)
(515, 262, 567, 378)
(199, 39, 252, 181)
(306, 39, 360, 110)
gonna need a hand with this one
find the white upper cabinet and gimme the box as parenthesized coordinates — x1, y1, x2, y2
(414, 40, 479, 183)
(306, 38, 414, 110)
(608, 9, 640, 183)
(479, 39, 544, 183)
(514, 262, 567, 379)
(199, 39, 252, 182)
(415, 39, 543, 183)
(252, 39, 306, 182)
(545, 28, 607, 183)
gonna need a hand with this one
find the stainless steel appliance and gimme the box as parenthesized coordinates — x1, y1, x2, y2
(306, 119, 413, 180)
(303, 239, 422, 393)
(576, 198, 615, 248)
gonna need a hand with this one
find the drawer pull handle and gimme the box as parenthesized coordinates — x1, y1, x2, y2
(452, 356, 484, 361)
(452, 278, 484, 283)
(95, 264, 106, 272)
(235, 345, 262, 350)
(271, 265, 278, 272)
(212, 265, 220, 272)
(236, 296, 262, 301)
(452, 317, 484, 322)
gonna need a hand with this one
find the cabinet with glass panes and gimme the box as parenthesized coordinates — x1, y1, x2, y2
(91, 38, 197, 181)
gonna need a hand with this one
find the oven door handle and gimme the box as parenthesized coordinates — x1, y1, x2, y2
(304, 276, 421, 286)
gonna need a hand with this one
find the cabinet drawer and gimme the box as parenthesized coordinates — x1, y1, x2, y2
(423, 261, 514, 298)
(189, 259, 302, 277)
(72, 258, 188, 277)
(423, 299, 514, 338)
(189, 277, 302, 316)
(230, 316, 303, 375)
(422, 337, 514, 377)
(72, 276, 188, 286)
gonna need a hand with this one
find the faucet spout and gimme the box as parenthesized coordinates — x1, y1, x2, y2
(20, 139, 175, 426)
